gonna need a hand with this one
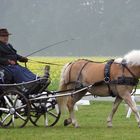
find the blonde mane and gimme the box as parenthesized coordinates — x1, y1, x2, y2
(115, 50, 140, 66)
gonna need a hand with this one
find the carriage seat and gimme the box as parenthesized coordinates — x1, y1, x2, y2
(0, 65, 51, 95)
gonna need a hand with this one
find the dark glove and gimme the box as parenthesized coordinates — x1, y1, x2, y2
(20, 57, 28, 63)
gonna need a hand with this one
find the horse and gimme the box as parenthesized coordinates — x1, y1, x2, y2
(57, 50, 140, 128)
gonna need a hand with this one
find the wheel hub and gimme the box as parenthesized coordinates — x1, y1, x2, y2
(9, 108, 15, 115)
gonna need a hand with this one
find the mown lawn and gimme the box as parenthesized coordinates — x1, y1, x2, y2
(1, 57, 139, 140)
(0, 101, 140, 140)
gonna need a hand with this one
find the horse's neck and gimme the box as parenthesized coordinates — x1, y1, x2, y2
(128, 65, 140, 78)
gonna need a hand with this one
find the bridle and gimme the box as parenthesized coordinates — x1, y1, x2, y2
(119, 59, 139, 94)
(107, 59, 139, 96)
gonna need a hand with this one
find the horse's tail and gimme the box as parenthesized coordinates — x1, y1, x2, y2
(57, 63, 71, 112)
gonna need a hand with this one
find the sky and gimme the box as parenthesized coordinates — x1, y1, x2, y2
(0, 0, 140, 56)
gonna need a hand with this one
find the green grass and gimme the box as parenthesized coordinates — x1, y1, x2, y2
(0, 101, 140, 140)
(1, 57, 139, 140)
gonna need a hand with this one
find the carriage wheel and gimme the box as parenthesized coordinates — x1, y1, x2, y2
(0, 96, 13, 127)
(0, 90, 30, 128)
(30, 96, 61, 127)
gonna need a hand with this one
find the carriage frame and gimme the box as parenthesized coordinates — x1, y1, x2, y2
(0, 65, 92, 128)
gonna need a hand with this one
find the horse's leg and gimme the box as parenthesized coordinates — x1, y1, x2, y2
(64, 96, 79, 127)
(64, 96, 79, 128)
(63, 96, 73, 126)
(122, 92, 140, 128)
(64, 91, 86, 128)
(107, 96, 122, 127)
(59, 84, 76, 127)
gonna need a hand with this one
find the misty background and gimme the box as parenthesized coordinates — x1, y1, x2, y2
(0, 0, 140, 57)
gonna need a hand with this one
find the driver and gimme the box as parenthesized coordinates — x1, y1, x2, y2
(0, 28, 37, 83)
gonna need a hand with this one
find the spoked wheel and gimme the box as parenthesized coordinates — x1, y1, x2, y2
(30, 94, 61, 127)
(0, 96, 13, 127)
(0, 90, 30, 128)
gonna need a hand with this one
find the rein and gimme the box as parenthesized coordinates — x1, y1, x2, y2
(28, 59, 63, 66)
(121, 61, 137, 78)
(27, 58, 111, 67)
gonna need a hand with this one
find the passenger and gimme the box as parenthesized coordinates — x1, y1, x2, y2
(0, 28, 36, 83)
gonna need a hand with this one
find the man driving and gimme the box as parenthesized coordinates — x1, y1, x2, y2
(0, 28, 36, 83)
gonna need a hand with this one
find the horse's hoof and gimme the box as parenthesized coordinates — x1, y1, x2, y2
(107, 122, 112, 128)
(107, 125, 112, 128)
(64, 119, 71, 126)
(72, 122, 80, 128)
(74, 125, 80, 128)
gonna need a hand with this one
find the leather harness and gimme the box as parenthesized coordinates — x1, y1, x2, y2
(103, 59, 139, 96)
(66, 59, 139, 97)
(104, 59, 115, 96)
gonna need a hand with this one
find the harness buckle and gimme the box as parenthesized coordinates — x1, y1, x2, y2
(104, 77, 110, 83)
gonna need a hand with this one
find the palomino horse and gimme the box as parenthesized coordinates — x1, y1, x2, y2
(57, 50, 140, 128)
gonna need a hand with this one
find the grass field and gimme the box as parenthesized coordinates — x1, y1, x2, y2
(1, 57, 140, 140)
(0, 101, 140, 140)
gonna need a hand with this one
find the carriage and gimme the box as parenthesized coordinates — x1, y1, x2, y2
(0, 63, 92, 128)
(0, 65, 61, 128)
